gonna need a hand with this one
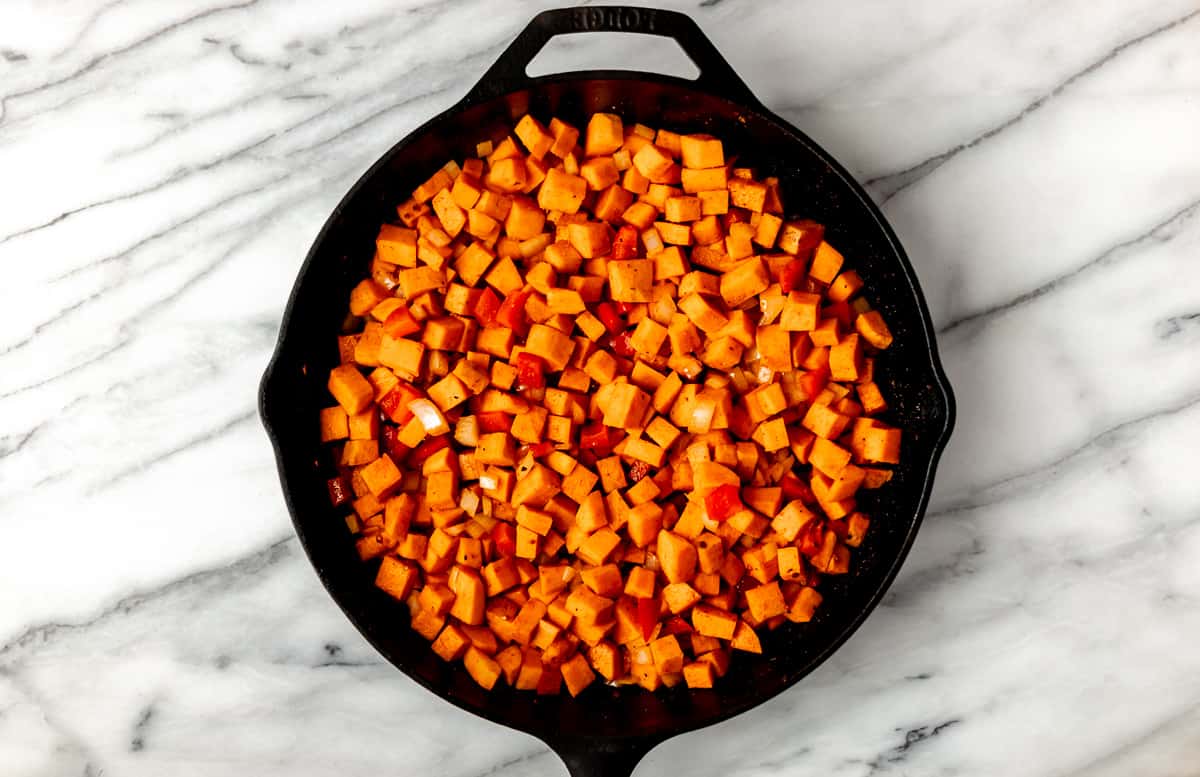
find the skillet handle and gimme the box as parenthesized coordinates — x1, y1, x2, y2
(462, 5, 761, 108)
(551, 736, 658, 777)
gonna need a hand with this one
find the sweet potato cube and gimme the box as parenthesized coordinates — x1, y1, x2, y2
(377, 225, 418, 266)
(328, 364, 374, 414)
(580, 156, 620, 191)
(538, 169, 588, 215)
(861, 425, 902, 464)
(690, 604, 736, 640)
(829, 334, 864, 382)
(828, 270, 864, 302)
(811, 437, 852, 477)
(585, 113, 624, 156)
(727, 178, 768, 212)
(483, 557, 521, 596)
(608, 260, 655, 303)
(632, 143, 674, 182)
(510, 405, 548, 444)
(803, 401, 850, 440)
(856, 310, 894, 349)
(319, 406, 350, 442)
(449, 567, 485, 625)
(730, 620, 762, 653)
(678, 293, 728, 334)
(560, 653, 596, 697)
(629, 317, 668, 357)
(549, 117, 580, 157)
(650, 634, 686, 674)
(745, 581, 787, 622)
(375, 557, 418, 601)
(664, 196, 702, 223)
(780, 291, 821, 331)
(751, 417, 789, 452)
(431, 623, 470, 661)
(426, 470, 459, 510)
(786, 586, 823, 623)
(809, 240, 844, 284)
(577, 527, 621, 567)
(512, 462, 562, 508)
(525, 323, 575, 370)
(432, 189, 466, 238)
(463, 646, 502, 690)
(777, 546, 804, 582)
(601, 383, 652, 429)
(657, 530, 697, 584)
(749, 382, 788, 417)
(719, 257, 770, 307)
(662, 582, 701, 615)
(581, 564, 624, 597)
(476, 432, 517, 466)
(361, 454, 403, 497)
(564, 221, 610, 259)
(486, 156, 527, 193)
(514, 114, 554, 159)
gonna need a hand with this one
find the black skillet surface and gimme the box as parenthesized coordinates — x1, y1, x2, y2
(260, 7, 955, 776)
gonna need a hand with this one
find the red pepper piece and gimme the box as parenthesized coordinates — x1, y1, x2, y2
(780, 259, 807, 293)
(475, 287, 501, 326)
(612, 331, 635, 357)
(491, 522, 517, 557)
(662, 616, 693, 635)
(799, 367, 829, 400)
(798, 521, 826, 557)
(495, 288, 531, 334)
(595, 301, 625, 335)
(382, 305, 420, 338)
(628, 460, 652, 483)
(828, 519, 849, 539)
(528, 441, 555, 458)
(476, 411, 511, 433)
(515, 352, 547, 390)
(614, 301, 637, 315)
(378, 382, 422, 424)
(612, 225, 639, 260)
(327, 475, 352, 507)
(637, 596, 659, 641)
(408, 436, 449, 467)
(705, 483, 743, 522)
(780, 473, 815, 504)
(824, 301, 853, 327)
(579, 422, 611, 451)
(380, 425, 409, 459)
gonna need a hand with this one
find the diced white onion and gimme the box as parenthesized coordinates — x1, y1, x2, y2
(459, 488, 480, 515)
(408, 398, 449, 435)
(454, 415, 480, 447)
(756, 363, 775, 384)
(690, 400, 716, 434)
(479, 474, 498, 491)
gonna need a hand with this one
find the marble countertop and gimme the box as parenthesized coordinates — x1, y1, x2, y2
(3, 0, 1199, 774)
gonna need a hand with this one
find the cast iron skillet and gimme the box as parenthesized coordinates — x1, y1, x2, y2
(260, 7, 955, 776)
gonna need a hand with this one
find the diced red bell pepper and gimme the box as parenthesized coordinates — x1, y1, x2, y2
(828, 519, 849, 539)
(628, 460, 652, 483)
(637, 596, 659, 641)
(612, 331, 635, 357)
(382, 305, 420, 338)
(780, 259, 807, 293)
(612, 225, 639, 260)
(595, 302, 625, 335)
(705, 483, 743, 522)
(491, 522, 517, 558)
(476, 411, 511, 433)
(780, 473, 815, 504)
(825, 301, 853, 327)
(515, 352, 547, 390)
(579, 422, 611, 451)
(381, 425, 409, 459)
(536, 667, 563, 695)
(799, 367, 829, 399)
(495, 288, 531, 333)
(327, 475, 352, 507)
(475, 287, 501, 326)
(378, 382, 423, 424)
(798, 521, 825, 557)
(662, 616, 693, 635)
(407, 436, 449, 467)
(614, 301, 637, 315)
(528, 441, 555, 458)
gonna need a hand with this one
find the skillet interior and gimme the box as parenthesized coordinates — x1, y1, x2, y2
(259, 73, 954, 756)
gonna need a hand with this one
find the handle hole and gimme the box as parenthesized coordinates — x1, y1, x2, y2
(525, 32, 700, 81)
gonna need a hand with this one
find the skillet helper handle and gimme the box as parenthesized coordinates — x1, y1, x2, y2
(553, 736, 658, 777)
(462, 5, 761, 108)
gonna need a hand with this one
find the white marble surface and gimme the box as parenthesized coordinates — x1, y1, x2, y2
(2, 0, 1199, 774)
